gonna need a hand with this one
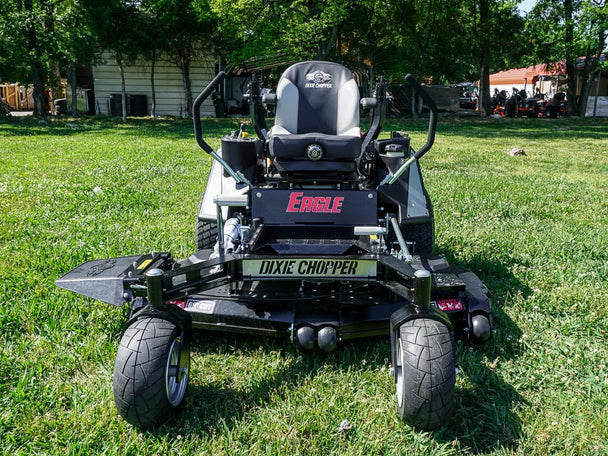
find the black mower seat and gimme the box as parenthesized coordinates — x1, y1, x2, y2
(268, 61, 361, 175)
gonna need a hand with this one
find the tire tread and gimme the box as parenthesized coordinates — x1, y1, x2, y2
(195, 220, 217, 251)
(113, 317, 183, 428)
(397, 318, 455, 429)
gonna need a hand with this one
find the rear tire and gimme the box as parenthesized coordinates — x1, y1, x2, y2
(402, 222, 434, 254)
(195, 220, 217, 251)
(395, 318, 455, 430)
(505, 101, 516, 117)
(113, 317, 190, 428)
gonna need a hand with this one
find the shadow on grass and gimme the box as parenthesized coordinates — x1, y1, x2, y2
(164, 334, 391, 434)
(431, 248, 530, 453)
(4, 115, 605, 146)
(136, 253, 528, 453)
(0, 114, 247, 141)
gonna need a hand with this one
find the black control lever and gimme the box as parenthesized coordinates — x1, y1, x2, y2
(405, 74, 437, 160)
(378, 75, 438, 187)
(193, 66, 233, 154)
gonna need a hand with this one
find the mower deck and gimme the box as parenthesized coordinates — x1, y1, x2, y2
(56, 246, 491, 343)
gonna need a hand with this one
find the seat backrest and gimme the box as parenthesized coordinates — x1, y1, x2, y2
(273, 61, 360, 137)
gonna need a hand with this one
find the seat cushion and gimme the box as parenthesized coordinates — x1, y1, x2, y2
(269, 133, 361, 162)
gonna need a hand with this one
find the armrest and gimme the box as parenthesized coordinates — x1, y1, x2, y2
(262, 93, 277, 105)
(360, 97, 377, 109)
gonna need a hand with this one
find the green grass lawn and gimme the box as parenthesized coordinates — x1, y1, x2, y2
(1, 114, 607, 455)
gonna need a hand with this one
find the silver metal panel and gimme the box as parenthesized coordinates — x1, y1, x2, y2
(55, 255, 141, 306)
(198, 148, 249, 221)
(406, 160, 430, 218)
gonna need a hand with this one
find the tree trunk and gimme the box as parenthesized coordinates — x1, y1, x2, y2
(51, 63, 63, 102)
(31, 62, 46, 117)
(23, 0, 47, 117)
(578, 52, 594, 117)
(180, 56, 192, 117)
(593, 70, 601, 117)
(479, 50, 491, 116)
(117, 54, 127, 122)
(578, 31, 607, 117)
(478, 0, 491, 116)
(70, 61, 78, 116)
(318, 25, 340, 60)
(564, 0, 578, 116)
(150, 49, 157, 118)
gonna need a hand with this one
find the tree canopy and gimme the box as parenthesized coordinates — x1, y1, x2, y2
(0, 0, 606, 117)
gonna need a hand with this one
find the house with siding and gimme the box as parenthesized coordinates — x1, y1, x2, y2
(92, 52, 216, 117)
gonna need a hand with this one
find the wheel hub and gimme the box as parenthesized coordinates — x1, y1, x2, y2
(166, 335, 189, 407)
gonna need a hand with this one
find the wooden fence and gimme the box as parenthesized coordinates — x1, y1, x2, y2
(0, 83, 34, 110)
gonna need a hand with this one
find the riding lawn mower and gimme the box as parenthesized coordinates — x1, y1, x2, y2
(57, 61, 492, 430)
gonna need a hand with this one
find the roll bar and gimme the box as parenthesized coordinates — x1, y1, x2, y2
(378, 74, 437, 187)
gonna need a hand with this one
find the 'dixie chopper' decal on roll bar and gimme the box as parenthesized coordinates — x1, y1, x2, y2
(252, 189, 376, 225)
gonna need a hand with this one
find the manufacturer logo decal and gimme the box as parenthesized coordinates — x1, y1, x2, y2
(286, 192, 344, 213)
(242, 258, 377, 278)
(257, 259, 358, 276)
(306, 143, 324, 161)
(87, 259, 116, 276)
(185, 299, 216, 313)
(305, 70, 333, 88)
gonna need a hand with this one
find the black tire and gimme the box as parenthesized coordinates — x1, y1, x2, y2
(401, 222, 434, 254)
(395, 318, 455, 430)
(113, 317, 190, 428)
(195, 219, 217, 251)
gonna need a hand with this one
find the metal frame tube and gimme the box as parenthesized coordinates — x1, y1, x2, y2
(146, 268, 164, 308)
(210, 149, 253, 188)
(413, 269, 432, 308)
(389, 216, 412, 261)
(378, 156, 417, 187)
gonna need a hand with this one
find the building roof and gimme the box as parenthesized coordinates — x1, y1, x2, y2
(490, 62, 566, 86)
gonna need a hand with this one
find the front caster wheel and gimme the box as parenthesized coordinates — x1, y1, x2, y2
(394, 318, 455, 430)
(113, 317, 190, 428)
